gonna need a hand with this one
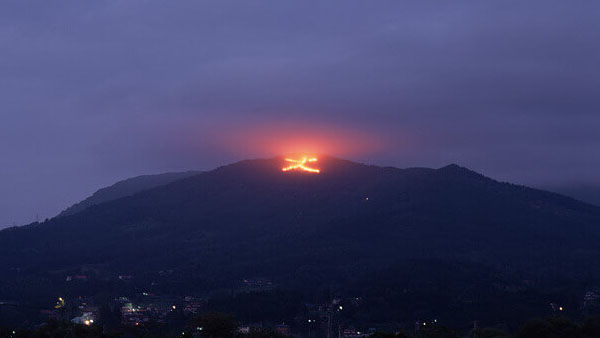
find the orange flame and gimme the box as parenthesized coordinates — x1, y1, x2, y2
(281, 157, 320, 173)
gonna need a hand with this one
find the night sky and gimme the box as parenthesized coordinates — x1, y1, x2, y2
(2, 1, 599, 227)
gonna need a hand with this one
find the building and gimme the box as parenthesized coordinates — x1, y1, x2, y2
(276, 324, 290, 335)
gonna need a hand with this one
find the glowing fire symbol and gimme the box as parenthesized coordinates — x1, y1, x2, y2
(282, 157, 320, 173)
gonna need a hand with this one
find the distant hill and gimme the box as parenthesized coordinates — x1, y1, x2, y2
(2, 157, 600, 325)
(59, 171, 202, 217)
(544, 184, 600, 207)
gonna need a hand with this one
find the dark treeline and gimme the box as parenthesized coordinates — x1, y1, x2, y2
(3, 313, 600, 338)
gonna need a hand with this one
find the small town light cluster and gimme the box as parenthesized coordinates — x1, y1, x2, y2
(282, 157, 320, 173)
(55, 297, 65, 309)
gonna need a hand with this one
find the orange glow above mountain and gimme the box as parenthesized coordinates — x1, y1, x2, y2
(281, 157, 320, 173)
(213, 122, 388, 159)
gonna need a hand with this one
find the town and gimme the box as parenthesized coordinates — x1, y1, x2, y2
(3, 269, 600, 338)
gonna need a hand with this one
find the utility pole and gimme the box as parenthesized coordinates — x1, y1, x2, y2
(327, 309, 331, 338)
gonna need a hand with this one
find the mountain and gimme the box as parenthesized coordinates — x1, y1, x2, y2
(544, 184, 600, 207)
(2, 156, 600, 326)
(59, 170, 203, 217)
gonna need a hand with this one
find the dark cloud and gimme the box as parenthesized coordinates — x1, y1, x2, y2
(1, 1, 599, 226)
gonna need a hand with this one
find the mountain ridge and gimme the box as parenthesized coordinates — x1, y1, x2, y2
(58, 170, 203, 217)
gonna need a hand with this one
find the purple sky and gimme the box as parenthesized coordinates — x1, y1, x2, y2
(1, 1, 600, 227)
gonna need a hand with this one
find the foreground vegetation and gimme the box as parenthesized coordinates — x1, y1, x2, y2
(3, 313, 600, 338)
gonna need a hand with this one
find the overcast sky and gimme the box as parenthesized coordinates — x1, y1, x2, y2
(1, 1, 599, 227)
